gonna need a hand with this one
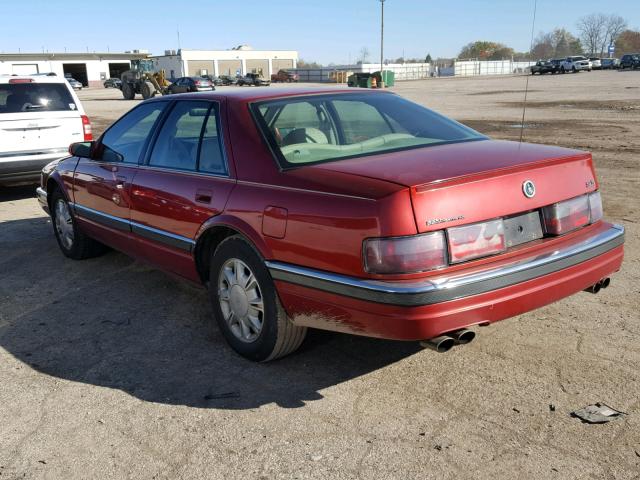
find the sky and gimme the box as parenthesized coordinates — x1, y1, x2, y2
(1, 0, 639, 64)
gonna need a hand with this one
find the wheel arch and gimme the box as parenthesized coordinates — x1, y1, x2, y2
(46, 171, 71, 210)
(194, 215, 273, 285)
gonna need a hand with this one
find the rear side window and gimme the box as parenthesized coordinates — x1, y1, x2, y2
(0, 83, 76, 113)
(148, 100, 226, 174)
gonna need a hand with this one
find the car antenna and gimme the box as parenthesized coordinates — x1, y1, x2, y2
(520, 0, 538, 144)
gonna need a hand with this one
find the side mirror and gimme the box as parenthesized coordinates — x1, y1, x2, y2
(68, 141, 94, 159)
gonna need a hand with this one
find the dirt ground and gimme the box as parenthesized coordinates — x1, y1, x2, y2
(1, 71, 639, 480)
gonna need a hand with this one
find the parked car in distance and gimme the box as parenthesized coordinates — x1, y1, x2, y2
(589, 57, 602, 69)
(600, 58, 620, 69)
(560, 56, 591, 73)
(66, 77, 83, 90)
(531, 60, 558, 75)
(167, 76, 214, 94)
(103, 77, 122, 89)
(217, 75, 237, 86)
(619, 54, 640, 69)
(0, 74, 92, 186)
(36, 88, 624, 361)
(271, 69, 299, 82)
(237, 72, 270, 86)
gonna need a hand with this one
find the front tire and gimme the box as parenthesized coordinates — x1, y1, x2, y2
(209, 236, 307, 361)
(122, 82, 135, 100)
(50, 189, 106, 260)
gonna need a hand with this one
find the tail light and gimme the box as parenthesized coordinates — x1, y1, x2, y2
(9, 78, 33, 84)
(588, 191, 603, 223)
(542, 194, 591, 235)
(81, 115, 93, 141)
(447, 219, 506, 264)
(364, 231, 446, 274)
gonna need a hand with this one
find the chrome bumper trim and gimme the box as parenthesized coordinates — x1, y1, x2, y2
(266, 225, 625, 306)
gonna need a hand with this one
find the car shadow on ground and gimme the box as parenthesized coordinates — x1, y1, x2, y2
(0, 185, 38, 202)
(0, 217, 423, 410)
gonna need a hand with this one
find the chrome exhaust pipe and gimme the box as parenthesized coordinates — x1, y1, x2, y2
(449, 328, 476, 345)
(420, 335, 455, 353)
(601, 277, 611, 289)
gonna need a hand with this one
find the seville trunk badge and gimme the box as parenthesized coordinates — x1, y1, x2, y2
(522, 180, 536, 198)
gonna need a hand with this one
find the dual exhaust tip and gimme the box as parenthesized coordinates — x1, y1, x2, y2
(420, 328, 476, 353)
(584, 277, 611, 294)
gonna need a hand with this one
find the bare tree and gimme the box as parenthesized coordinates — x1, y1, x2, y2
(577, 13, 607, 56)
(602, 15, 627, 56)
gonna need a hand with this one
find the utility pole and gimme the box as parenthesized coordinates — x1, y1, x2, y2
(379, 0, 386, 88)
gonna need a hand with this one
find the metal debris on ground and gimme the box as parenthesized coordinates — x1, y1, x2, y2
(570, 403, 626, 424)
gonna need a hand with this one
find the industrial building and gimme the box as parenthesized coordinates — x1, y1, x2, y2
(152, 46, 298, 79)
(0, 51, 150, 87)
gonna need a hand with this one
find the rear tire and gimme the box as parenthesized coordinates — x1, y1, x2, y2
(208, 236, 307, 362)
(50, 189, 106, 260)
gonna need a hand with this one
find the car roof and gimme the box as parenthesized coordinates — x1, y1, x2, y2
(148, 86, 394, 104)
(0, 74, 70, 85)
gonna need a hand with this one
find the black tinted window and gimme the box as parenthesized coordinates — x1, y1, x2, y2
(0, 82, 76, 113)
(149, 101, 209, 171)
(98, 103, 165, 163)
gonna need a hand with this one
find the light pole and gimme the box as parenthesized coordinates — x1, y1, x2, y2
(379, 0, 386, 88)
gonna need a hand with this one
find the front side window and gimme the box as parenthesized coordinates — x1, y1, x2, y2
(97, 102, 165, 163)
(148, 100, 226, 174)
(253, 93, 485, 168)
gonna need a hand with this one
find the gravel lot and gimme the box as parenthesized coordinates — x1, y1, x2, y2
(1, 71, 639, 479)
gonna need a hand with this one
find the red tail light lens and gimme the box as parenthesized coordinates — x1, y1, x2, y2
(447, 219, 506, 264)
(588, 191, 603, 223)
(542, 195, 591, 235)
(9, 78, 33, 84)
(364, 231, 446, 274)
(81, 115, 93, 141)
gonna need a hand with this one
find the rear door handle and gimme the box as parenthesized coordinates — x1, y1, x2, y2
(195, 189, 213, 204)
(116, 175, 127, 189)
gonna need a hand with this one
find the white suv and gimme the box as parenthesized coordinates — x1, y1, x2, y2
(560, 56, 592, 73)
(0, 74, 92, 186)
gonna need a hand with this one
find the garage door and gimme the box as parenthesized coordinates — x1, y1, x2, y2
(12, 64, 39, 75)
(188, 60, 214, 77)
(218, 60, 242, 76)
(63, 63, 89, 86)
(246, 59, 269, 76)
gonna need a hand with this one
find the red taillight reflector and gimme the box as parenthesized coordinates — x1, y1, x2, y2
(81, 115, 93, 141)
(364, 231, 446, 274)
(9, 78, 33, 84)
(542, 195, 590, 235)
(447, 219, 506, 264)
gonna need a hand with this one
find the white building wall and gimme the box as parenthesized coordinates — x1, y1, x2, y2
(152, 49, 299, 78)
(0, 59, 130, 86)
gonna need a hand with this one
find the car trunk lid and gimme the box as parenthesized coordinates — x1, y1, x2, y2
(312, 140, 598, 233)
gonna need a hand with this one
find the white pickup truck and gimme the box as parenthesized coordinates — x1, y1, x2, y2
(560, 56, 592, 73)
(0, 74, 92, 186)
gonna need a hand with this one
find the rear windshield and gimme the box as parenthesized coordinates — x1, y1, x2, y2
(0, 82, 76, 114)
(252, 93, 485, 168)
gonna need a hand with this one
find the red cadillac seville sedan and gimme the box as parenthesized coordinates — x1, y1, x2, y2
(37, 87, 624, 361)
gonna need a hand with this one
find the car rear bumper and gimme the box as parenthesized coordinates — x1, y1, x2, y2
(0, 150, 68, 186)
(270, 223, 624, 340)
